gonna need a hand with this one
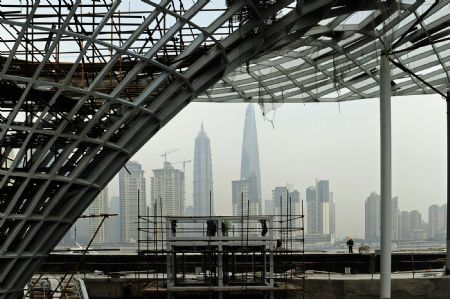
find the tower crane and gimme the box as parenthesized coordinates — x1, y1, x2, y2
(161, 149, 178, 162)
(172, 159, 192, 173)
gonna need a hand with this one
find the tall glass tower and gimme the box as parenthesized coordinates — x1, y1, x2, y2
(119, 161, 146, 243)
(240, 104, 261, 213)
(193, 123, 213, 216)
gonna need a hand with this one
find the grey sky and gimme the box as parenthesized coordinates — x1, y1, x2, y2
(108, 94, 446, 239)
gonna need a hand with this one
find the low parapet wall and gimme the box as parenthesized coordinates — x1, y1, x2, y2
(40, 252, 445, 274)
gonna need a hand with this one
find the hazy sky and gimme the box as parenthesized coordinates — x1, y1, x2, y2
(107, 94, 446, 239)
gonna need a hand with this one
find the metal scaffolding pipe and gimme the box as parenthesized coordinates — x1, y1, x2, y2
(379, 52, 392, 299)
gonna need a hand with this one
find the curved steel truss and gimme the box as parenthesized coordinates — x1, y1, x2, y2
(202, 0, 450, 104)
(0, 0, 449, 298)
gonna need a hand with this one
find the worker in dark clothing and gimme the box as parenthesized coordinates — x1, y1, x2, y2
(346, 237, 354, 253)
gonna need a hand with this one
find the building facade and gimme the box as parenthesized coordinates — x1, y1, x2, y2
(232, 177, 259, 217)
(317, 180, 328, 234)
(108, 195, 120, 244)
(89, 187, 109, 244)
(151, 162, 185, 244)
(119, 161, 147, 243)
(151, 162, 185, 217)
(271, 186, 301, 238)
(240, 104, 262, 214)
(193, 123, 214, 216)
(364, 192, 399, 242)
(428, 204, 447, 240)
(306, 186, 318, 234)
(398, 210, 426, 241)
(305, 180, 335, 243)
(365, 192, 380, 242)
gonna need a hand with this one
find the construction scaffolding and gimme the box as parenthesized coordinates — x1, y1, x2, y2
(137, 203, 305, 299)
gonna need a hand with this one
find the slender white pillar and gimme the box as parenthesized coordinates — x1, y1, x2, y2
(379, 52, 392, 299)
(446, 86, 450, 273)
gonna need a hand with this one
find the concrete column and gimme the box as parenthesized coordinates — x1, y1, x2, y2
(446, 86, 450, 273)
(379, 52, 392, 299)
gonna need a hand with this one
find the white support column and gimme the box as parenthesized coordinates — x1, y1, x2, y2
(446, 85, 450, 274)
(379, 52, 392, 299)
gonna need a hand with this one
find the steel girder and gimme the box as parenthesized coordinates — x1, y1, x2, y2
(200, 0, 450, 104)
(0, 0, 449, 298)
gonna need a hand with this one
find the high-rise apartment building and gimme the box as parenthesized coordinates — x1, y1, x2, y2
(316, 180, 335, 235)
(306, 186, 318, 234)
(151, 162, 185, 217)
(364, 192, 399, 242)
(329, 192, 336, 235)
(365, 192, 380, 242)
(232, 177, 259, 217)
(151, 162, 185, 245)
(270, 186, 301, 237)
(317, 180, 329, 203)
(399, 211, 410, 241)
(391, 197, 399, 241)
(428, 204, 447, 240)
(305, 180, 335, 240)
(89, 187, 109, 244)
(240, 104, 262, 214)
(108, 195, 120, 244)
(398, 209, 426, 241)
(409, 210, 425, 240)
(264, 199, 274, 216)
(119, 161, 146, 243)
(193, 123, 213, 216)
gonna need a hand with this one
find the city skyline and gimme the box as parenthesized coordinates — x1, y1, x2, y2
(104, 96, 446, 239)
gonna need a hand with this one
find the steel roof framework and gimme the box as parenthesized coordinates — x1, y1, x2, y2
(0, 1, 448, 298)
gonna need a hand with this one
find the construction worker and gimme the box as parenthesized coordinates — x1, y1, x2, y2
(346, 237, 354, 253)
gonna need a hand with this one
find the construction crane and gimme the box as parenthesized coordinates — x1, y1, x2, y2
(172, 159, 192, 173)
(161, 149, 178, 162)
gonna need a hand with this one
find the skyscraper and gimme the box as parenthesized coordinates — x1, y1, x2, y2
(365, 192, 380, 242)
(306, 180, 334, 236)
(306, 186, 318, 234)
(264, 199, 274, 216)
(151, 162, 185, 217)
(240, 104, 262, 213)
(391, 197, 399, 241)
(119, 161, 146, 243)
(89, 187, 109, 244)
(272, 187, 300, 216)
(398, 210, 426, 241)
(317, 180, 330, 203)
(271, 186, 301, 236)
(108, 195, 120, 244)
(193, 123, 213, 216)
(317, 180, 329, 234)
(428, 204, 447, 240)
(232, 177, 259, 216)
(409, 210, 424, 240)
(399, 211, 410, 241)
(151, 162, 185, 245)
(365, 192, 399, 242)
